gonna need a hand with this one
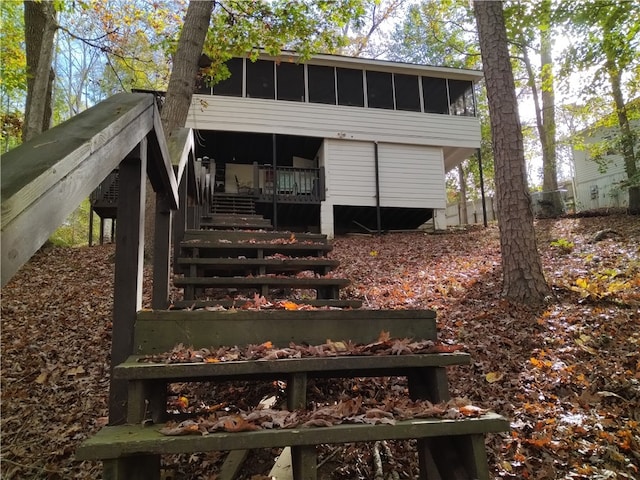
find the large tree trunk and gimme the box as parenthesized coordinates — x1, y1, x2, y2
(23, 0, 57, 142)
(520, 0, 561, 217)
(540, 0, 557, 194)
(161, 0, 215, 136)
(145, 0, 215, 256)
(473, 0, 550, 304)
(538, 0, 563, 217)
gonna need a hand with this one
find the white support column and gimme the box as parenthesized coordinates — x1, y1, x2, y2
(433, 208, 447, 231)
(320, 201, 335, 238)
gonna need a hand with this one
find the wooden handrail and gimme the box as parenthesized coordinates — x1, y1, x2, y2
(167, 127, 194, 187)
(1, 93, 178, 287)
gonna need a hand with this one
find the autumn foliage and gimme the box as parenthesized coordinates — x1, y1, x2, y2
(1, 213, 639, 479)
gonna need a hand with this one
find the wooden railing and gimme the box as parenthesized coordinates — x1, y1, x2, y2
(0, 92, 198, 425)
(255, 164, 325, 203)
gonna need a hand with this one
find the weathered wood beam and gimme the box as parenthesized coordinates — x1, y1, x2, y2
(109, 141, 147, 425)
(167, 127, 194, 186)
(151, 194, 172, 310)
(76, 413, 510, 460)
(0, 93, 160, 286)
(146, 111, 179, 209)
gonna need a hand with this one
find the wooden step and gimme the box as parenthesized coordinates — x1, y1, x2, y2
(176, 257, 339, 276)
(174, 276, 349, 299)
(180, 241, 333, 257)
(201, 213, 265, 220)
(169, 298, 363, 310)
(199, 213, 272, 230)
(183, 230, 326, 243)
(199, 220, 273, 230)
(131, 309, 437, 354)
(76, 413, 509, 460)
(115, 352, 471, 381)
(210, 203, 256, 215)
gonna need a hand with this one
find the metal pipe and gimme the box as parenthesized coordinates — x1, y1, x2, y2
(374, 141, 382, 234)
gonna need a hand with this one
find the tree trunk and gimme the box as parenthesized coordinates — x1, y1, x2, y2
(458, 164, 468, 225)
(23, 0, 57, 142)
(540, 0, 557, 194)
(605, 57, 640, 215)
(473, 0, 550, 304)
(520, 1, 561, 218)
(538, 0, 563, 217)
(145, 0, 215, 256)
(160, 0, 215, 136)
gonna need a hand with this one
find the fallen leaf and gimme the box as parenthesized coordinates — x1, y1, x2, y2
(485, 372, 504, 383)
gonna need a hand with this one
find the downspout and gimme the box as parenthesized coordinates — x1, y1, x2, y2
(272, 133, 278, 229)
(374, 141, 382, 234)
(477, 148, 488, 227)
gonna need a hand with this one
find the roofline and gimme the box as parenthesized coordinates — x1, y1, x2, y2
(252, 50, 484, 82)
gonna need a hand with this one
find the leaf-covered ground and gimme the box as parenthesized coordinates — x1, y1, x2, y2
(1, 213, 639, 479)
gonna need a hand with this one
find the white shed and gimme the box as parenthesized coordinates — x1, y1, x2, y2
(571, 119, 639, 212)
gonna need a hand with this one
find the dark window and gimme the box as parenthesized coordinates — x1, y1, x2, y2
(394, 74, 421, 112)
(213, 57, 243, 97)
(422, 76, 449, 114)
(246, 59, 275, 99)
(195, 75, 212, 94)
(366, 71, 393, 109)
(337, 67, 364, 107)
(277, 62, 305, 102)
(448, 79, 475, 116)
(308, 65, 336, 104)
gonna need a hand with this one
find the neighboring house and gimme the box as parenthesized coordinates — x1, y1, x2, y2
(185, 52, 482, 236)
(571, 114, 639, 212)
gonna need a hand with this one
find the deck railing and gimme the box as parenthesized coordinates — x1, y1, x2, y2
(255, 164, 325, 203)
(0, 93, 199, 426)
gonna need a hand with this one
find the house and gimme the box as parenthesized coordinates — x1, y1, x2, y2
(185, 52, 482, 236)
(570, 103, 639, 212)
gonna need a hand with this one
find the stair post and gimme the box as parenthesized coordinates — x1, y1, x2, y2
(109, 139, 147, 425)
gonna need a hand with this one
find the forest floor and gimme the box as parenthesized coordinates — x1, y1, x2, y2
(1, 212, 639, 479)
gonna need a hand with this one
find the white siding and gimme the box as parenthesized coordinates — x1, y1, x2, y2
(325, 140, 376, 207)
(186, 95, 480, 151)
(323, 140, 446, 209)
(572, 135, 630, 210)
(378, 144, 445, 208)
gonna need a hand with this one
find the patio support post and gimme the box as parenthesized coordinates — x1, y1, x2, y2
(374, 141, 382, 234)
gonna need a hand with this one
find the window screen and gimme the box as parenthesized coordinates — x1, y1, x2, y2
(366, 71, 393, 109)
(246, 59, 275, 99)
(422, 76, 449, 114)
(337, 68, 364, 107)
(394, 74, 421, 112)
(308, 65, 336, 105)
(277, 62, 305, 102)
(213, 57, 243, 97)
(448, 79, 475, 116)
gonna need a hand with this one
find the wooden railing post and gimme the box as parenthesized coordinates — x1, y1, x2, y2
(253, 161, 260, 194)
(152, 193, 172, 309)
(109, 139, 147, 425)
(172, 169, 188, 269)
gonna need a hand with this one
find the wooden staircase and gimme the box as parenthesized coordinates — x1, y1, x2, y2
(211, 193, 257, 215)
(203, 194, 273, 230)
(173, 229, 362, 310)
